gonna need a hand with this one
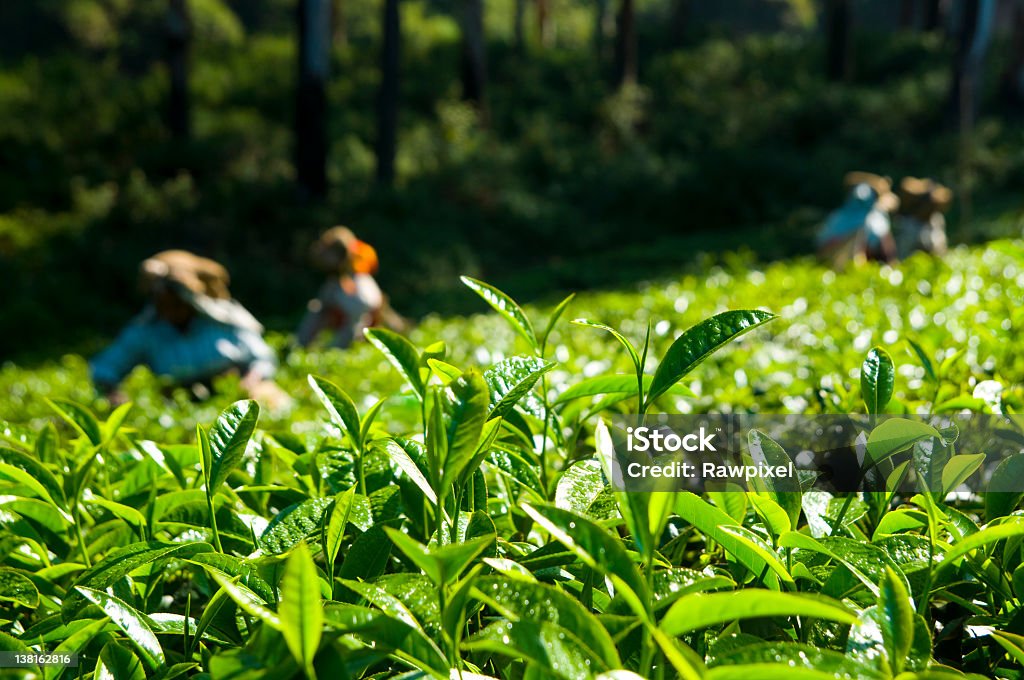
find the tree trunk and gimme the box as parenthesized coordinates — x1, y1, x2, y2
(166, 0, 190, 139)
(537, 0, 553, 48)
(824, 0, 852, 82)
(1000, 0, 1024, 108)
(923, 0, 946, 32)
(669, 0, 689, 49)
(950, 0, 996, 238)
(899, 0, 916, 29)
(614, 0, 636, 88)
(296, 0, 332, 198)
(513, 0, 526, 53)
(595, 0, 608, 59)
(333, 0, 348, 48)
(376, 0, 400, 186)
(460, 0, 487, 110)
(948, 0, 995, 129)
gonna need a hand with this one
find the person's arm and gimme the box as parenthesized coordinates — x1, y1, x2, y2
(236, 329, 292, 410)
(234, 327, 277, 380)
(89, 322, 149, 398)
(379, 295, 410, 333)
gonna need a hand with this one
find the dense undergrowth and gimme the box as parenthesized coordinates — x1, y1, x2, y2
(2, 241, 1024, 678)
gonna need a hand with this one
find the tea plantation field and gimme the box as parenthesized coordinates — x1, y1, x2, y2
(1, 240, 1024, 679)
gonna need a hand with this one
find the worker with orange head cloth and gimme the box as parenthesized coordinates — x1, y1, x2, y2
(297, 227, 407, 348)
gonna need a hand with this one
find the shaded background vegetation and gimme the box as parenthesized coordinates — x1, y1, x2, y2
(2, 0, 1024, 361)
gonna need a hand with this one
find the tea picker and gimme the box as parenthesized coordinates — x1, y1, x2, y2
(816, 171, 899, 267)
(894, 177, 952, 258)
(296, 226, 408, 349)
(90, 250, 289, 408)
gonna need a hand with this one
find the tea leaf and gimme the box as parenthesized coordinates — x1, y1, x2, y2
(76, 586, 165, 669)
(906, 339, 936, 383)
(649, 627, 706, 680)
(991, 630, 1024, 666)
(705, 666, 842, 680)
(985, 452, 1024, 520)
(554, 459, 609, 518)
(0, 568, 38, 608)
(439, 370, 490, 491)
(541, 293, 576, 351)
(260, 497, 333, 555)
(386, 529, 491, 585)
(279, 542, 323, 677)
(87, 498, 146, 532)
(941, 453, 985, 494)
(709, 641, 882, 678)
(338, 523, 393, 581)
(309, 375, 362, 449)
(718, 525, 795, 588)
(45, 399, 102, 446)
(861, 347, 895, 414)
(0, 447, 67, 510)
(522, 502, 649, 618)
(325, 487, 357, 567)
(846, 606, 931, 674)
(207, 400, 259, 493)
(94, 641, 145, 680)
(555, 375, 695, 404)
(780, 532, 905, 598)
(461, 276, 537, 349)
(484, 356, 553, 420)
(571, 320, 642, 376)
(660, 590, 856, 636)
(0, 461, 64, 511)
(675, 492, 778, 589)
(45, 617, 111, 680)
(63, 541, 212, 618)
(747, 493, 791, 538)
(186, 553, 274, 602)
(645, 310, 775, 410)
(472, 575, 620, 667)
(878, 566, 914, 675)
(206, 570, 281, 629)
(365, 327, 425, 399)
(866, 418, 941, 466)
(376, 438, 437, 505)
(933, 518, 1024, 580)
(747, 429, 801, 528)
(464, 618, 604, 679)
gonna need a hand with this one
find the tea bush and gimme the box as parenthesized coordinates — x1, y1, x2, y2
(1, 241, 1024, 678)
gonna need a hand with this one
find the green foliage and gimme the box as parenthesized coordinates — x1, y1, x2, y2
(2, 260, 1024, 678)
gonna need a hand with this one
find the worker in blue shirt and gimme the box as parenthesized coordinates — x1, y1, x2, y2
(816, 172, 899, 267)
(90, 250, 288, 407)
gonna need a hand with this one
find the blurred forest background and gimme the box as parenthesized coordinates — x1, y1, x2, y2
(3, 0, 1024, 361)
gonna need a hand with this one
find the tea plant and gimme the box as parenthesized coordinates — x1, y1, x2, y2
(1, 244, 1024, 678)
